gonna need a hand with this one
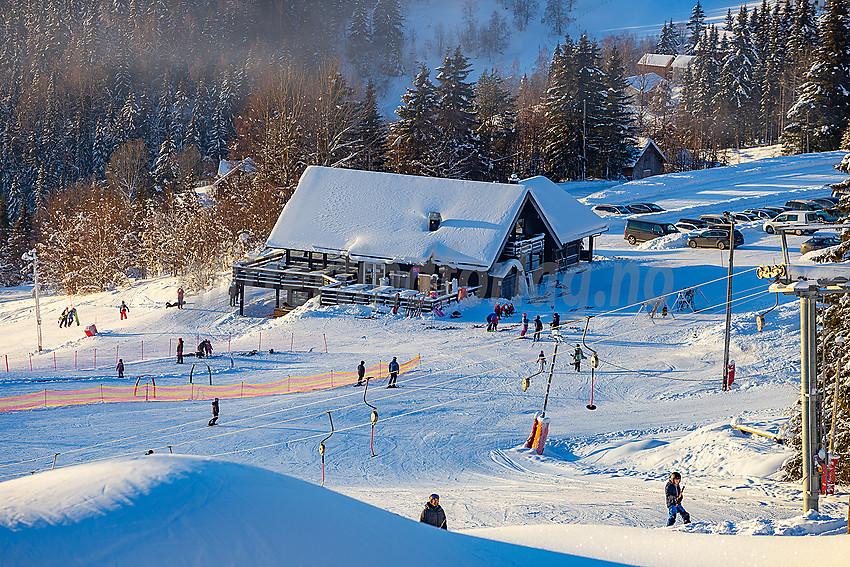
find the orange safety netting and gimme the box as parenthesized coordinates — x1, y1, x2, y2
(0, 357, 420, 412)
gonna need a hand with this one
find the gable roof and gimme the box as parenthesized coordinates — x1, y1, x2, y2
(638, 54, 674, 68)
(521, 176, 608, 245)
(265, 166, 606, 270)
(629, 138, 667, 167)
(671, 55, 694, 68)
(625, 73, 664, 92)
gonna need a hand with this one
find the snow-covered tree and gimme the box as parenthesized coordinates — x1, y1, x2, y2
(686, 0, 706, 55)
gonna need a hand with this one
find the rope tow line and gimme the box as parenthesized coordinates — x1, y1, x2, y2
(319, 411, 333, 487)
(363, 376, 379, 458)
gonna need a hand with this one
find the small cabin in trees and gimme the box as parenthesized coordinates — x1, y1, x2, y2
(231, 166, 607, 314)
(622, 139, 666, 180)
(636, 54, 693, 85)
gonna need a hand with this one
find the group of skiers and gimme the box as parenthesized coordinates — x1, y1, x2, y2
(354, 357, 400, 388)
(58, 307, 78, 328)
(196, 339, 213, 358)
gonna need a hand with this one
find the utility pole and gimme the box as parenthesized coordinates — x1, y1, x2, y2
(22, 249, 43, 352)
(800, 292, 819, 512)
(722, 213, 735, 391)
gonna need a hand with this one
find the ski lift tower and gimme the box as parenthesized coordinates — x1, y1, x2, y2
(757, 258, 850, 513)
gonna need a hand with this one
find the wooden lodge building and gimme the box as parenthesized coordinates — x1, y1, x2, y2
(232, 166, 607, 315)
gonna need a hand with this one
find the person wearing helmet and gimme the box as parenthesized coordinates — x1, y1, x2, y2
(521, 313, 529, 337)
(176, 338, 184, 364)
(665, 472, 691, 526)
(419, 494, 447, 529)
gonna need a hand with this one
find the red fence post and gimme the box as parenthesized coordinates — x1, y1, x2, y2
(5, 354, 7, 372)
(29, 353, 32, 371)
(290, 332, 294, 351)
(323, 334, 328, 353)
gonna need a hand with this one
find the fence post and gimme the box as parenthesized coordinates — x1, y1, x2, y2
(29, 353, 32, 371)
(240, 382, 244, 398)
(4, 354, 7, 372)
(259, 332, 262, 351)
(43, 389, 47, 407)
(75, 351, 77, 370)
(323, 334, 328, 353)
(101, 384, 104, 403)
(53, 352, 57, 371)
(291, 332, 294, 351)
(116, 345, 119, 364)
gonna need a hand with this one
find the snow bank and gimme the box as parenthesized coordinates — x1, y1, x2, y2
(0, 456, 614, 567)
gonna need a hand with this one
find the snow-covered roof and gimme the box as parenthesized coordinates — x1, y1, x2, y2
(671, 55, 694, 68)
(265, 166, 606, 270)
(629, 138, 667, 167)
(521, 175, 609, 244)
(625, 73, 664, 91)
(217, 158, 257, 178)
(637, 54, 674, 68)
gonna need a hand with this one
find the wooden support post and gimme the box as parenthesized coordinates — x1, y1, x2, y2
(239, 283, 245, 316)
(275, 289, 280, 309)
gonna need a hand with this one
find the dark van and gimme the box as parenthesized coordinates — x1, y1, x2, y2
(624, 219, 679, 245)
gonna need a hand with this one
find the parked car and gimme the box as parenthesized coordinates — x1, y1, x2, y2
(814, 208, 840, 223)
(592, 204, 631, 215)
(801, 234, 841, 254)
(763, 211, 821, 234)
(675, 221, 702, 233)
(785, 199, 824, 211)
(730, 212, 758, 222)
(819, 196, 840, 205)
(810, 197, 838, 209)
(744, 208, 777, 219)
(625, 203, 654, 214)
(624, 219, 679, 245)
(634, 202, 665, 212)
(678, 217, 708, 228)
(687, 228, 744, 249)
(698, 214, 731, 226)
(762, 206, 791, 215)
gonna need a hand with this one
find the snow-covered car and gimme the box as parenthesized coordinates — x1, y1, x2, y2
(810, 197, 838, 209)
(687, 228, 744, 249)
(592, 204, 631, 215)
(730, 212, 758, 222)
(678, 217, 708, 228)
(763, 211, 820, 234)
(785, 199, 824, 211)
(762, 206, 791, 215)
(625, 203, 653, 214)
(801, 234, 840, 254)
(744, 208, 778, 219)
(675, 221, 702, 233)
(698, 214, 730, 226)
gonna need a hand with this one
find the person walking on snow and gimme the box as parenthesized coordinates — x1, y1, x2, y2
(387, 357, 400, 388)
(538, 350, 546, 373)
(572, 344, 585, 372)
(521, 313, 529, 337)
(117, 358, 124, 379)
(356, 360, 366, 386)
(533, 316, 543, 342)
(176, 338, 184, 364)
(177, 287, 184, 309)
(419, 494, 447, 529)
(550, 313, 560, 334)
(119, 301, 129, 320)
(665, 471, 691, 526)
(209, 398, 220, 426)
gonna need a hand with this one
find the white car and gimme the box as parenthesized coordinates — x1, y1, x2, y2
(763, 211, 820, 235)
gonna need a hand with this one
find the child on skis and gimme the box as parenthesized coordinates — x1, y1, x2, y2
(665, 471, 691, 526)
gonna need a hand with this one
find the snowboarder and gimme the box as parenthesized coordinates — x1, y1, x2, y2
(538, 350, 546, 373)
(177, 287, 184, 309)
(665, 471, 691, 526)
(119, 301, 129, 320)
(209, 398, 220, 426)
(176, 338, 184, 364)
(521, 313, 529, 337)
(117, 358, 124, 379)
(419, 494, 447, 529)
(356, 360, 366, 386)
(533, 316, 543, 342)
(387, 357, 400, 388)
(572, 344, 585, 372)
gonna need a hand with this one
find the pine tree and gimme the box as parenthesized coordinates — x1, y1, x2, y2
(351, 79, 388, 171)
(347, 0, 371, 76)
(784, 0, 850, 153)
(388, 65, 438, 175)
(598, 45, 636, 179)
(656, 20, 680, 55)
(153, 132, 179, 191)
(686, 0, 706, 55)
(372, 0, 404, 76)
(474, 69, 516, 181)
(432, 46, 481, 178)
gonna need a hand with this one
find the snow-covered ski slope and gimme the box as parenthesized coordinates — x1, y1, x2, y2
(1, 152, 850, 565)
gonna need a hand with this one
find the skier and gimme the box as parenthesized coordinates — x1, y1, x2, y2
(356, 360, 366, 386)
(387, 356, 400, 388)
(521, 313, 529, 337)
(665, 471, 691, 526)
(551, 313, 560, 334)
(177, 287, 184, 309)
(533, 316, 543, 342)
(176, 338, 184, 364)
(538, 350, 546, 373)
(58, 308, 69, 328)
(196, 341, 205, 358)
(209, 398, 220, 426)
(203, 339, 213, 357)
(117, 358, 124, 379)
(419, 494, 447, 530)
(486, 312, 497, 332)
(119, 301, 129, 320)
(572, 344, 585, 372)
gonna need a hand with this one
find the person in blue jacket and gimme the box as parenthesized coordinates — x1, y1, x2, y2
(387, 357, 400, 388)
(666, 471, 691, 526)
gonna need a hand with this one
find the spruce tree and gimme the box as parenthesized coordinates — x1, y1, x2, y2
(372, 0, 404, 76)
(598, 45, 636, 179)
(433, 46, 481, 179)
(352, 79, 388, 171)
(388, 65, 437, 175)
(686, 0, 706, 55)
(784, 0, 850, 153)
(474, 69, 516, 182)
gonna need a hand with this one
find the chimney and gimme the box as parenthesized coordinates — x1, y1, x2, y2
(507, 174, 520, 184)
(429, 212, 441, 231)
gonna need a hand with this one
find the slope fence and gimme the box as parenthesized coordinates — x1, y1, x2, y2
(0, 357, 420, 412)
